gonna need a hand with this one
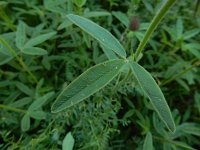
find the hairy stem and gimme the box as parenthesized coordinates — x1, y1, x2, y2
(112, 69, 132, 95)
(0, 104, 26, 113)
(0, 8, 16, 31)
(0, 36, 38, 84)
(135, 0, 177, 60)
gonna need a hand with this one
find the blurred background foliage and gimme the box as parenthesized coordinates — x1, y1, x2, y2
(0, 0, 200, 149)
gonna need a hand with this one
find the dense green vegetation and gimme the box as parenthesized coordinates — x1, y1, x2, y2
(0, 0, 200, 149)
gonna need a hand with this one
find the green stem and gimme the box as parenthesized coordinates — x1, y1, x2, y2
(0, 8, 16, 31)
(161, 61, 200, 86)
(0, 104, 26, 113)
(112, 69, 132, 95)
(135, 0, 176, 60)
(0, 36, 38, 84)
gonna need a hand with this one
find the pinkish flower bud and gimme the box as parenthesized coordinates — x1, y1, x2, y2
(129, 16, 140, 31)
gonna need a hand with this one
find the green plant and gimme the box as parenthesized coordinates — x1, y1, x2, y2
(51, 0, 177, 132)
(1, 0, 200, 149)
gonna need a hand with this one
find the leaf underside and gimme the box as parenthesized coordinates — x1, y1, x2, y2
(129, 61, 175, 132)
(67, 14, 126, 58)
(51, 59, 126, 113)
